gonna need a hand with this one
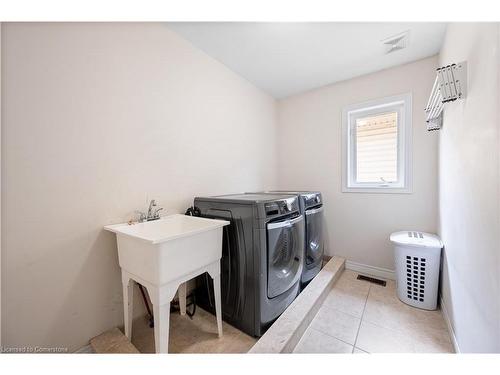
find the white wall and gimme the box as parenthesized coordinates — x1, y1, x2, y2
(1, 23, 277, 351)
(438, 23, 500, 353)
(276, 56, 439, 271)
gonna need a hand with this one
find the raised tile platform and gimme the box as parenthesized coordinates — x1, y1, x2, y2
(249, 256, 345, 353)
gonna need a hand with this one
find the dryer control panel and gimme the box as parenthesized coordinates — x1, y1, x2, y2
(303, 192, 322, 210)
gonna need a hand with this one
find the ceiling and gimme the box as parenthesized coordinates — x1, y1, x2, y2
(167, 22, 447, 99)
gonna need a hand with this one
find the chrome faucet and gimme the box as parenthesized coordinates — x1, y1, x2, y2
(137, 199, 164, 222)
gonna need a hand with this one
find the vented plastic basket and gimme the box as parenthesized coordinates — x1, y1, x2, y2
(390, 231, 443, 310)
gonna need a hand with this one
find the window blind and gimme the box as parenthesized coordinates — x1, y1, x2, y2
(355, 111, 398, 183)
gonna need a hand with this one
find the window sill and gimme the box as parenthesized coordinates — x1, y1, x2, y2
(342, 186, 412, 194)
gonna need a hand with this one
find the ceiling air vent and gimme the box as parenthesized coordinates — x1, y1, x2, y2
(382, 31, 409, 54)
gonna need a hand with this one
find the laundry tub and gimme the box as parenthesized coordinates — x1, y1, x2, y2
(390, 231, 443, 310)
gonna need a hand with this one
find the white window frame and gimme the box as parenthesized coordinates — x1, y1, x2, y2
(341, 93, 412, 194)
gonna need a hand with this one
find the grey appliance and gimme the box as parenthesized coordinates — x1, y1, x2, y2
(193, 193, 304, 337)
(261, 191, 324, 289)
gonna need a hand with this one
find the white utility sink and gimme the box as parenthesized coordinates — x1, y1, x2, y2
(104, 214, 229, 353)
(105, 213, 228, 244)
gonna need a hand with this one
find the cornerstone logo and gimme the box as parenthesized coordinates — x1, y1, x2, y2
(1, 346, 68, 353)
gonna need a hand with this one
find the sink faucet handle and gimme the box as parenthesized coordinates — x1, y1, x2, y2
(142, 199, 163, 221)
(153, 207, 164, 219)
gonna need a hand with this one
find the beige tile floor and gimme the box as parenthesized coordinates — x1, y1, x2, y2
(132, 306, 257, 353)
(293, 270, 454, 353)
(90, 327, 140, 353)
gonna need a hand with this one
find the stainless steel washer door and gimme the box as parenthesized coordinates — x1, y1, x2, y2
(305, 206, 324, 265)
(267, 215, 304, 298)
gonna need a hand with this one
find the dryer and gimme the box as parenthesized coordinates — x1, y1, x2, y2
(193, 193, 304, 337)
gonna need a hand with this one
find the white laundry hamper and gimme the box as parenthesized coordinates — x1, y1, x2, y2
(390, 231, 443, 310)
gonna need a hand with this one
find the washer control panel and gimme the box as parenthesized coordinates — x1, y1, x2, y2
(265, 197, 299, 217)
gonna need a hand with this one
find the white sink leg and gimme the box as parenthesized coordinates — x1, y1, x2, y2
(147, 283, 177, 353)
(178, 283, 187, 316)
(121, 273, 134, 340)
(212, 274, 223, 338)
(207, 262, 223, 338)
(153, 303, 170, 353)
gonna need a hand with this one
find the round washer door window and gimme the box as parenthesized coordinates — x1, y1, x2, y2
(267, 216, 304, 298)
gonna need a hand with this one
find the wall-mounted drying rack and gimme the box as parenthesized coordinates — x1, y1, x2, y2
(424, 61, 467, 131)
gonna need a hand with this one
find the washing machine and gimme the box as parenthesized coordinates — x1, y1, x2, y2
(193, 193, 304, 337)
(260, 191, 324, 289)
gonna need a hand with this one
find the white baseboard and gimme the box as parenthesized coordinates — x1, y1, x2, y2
(345, 260, 396, 280)
(440, 295, 460, 353)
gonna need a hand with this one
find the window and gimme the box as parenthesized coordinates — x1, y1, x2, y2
(342, 93, 412, 193)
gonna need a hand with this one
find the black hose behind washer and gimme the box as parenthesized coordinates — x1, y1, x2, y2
(185, 206, 201, 217)
(181, 205, 202, 319)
